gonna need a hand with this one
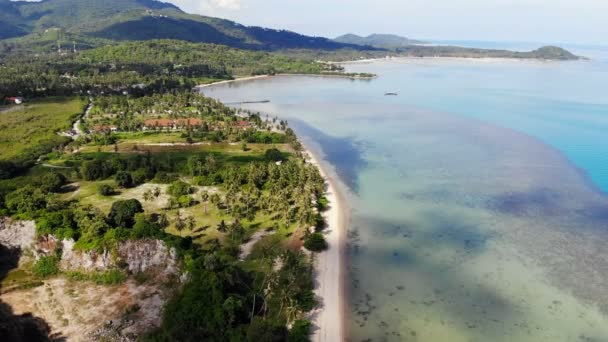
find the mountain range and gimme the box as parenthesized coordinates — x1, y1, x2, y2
(0, 0, 581, 61)
(333, 33, 426, 50)
(0, 0, 365, 50)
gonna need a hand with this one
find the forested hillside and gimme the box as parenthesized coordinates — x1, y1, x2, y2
(0, 0, 363, 51)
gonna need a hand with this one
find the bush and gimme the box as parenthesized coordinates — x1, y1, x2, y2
(289, 319, 312, 342)
(304, 233, 328, 252)
(81, 159, 114, 181)
(98, 184, 115, 196)
(153, 171, 178, 184)
(264, 148, 284, 162)
(108, 199, 144, 228)
(32, 255, 60, 278)
(132, 168, 148, 185)
(66, 270, 127, 285)
(178, 195, 194, 208)
(38, 172, 68, 193)
(168, 180, 193, 197)
(115, 171, 133, 188)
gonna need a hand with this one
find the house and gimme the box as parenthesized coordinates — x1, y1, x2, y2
(143, 118, 204, 131)
(175, 118, 203, 129)
(143, 119, 174, 131)
(234, 121, 251, 130)
(92, 125, 118, 133)
(6, 97, 24, 105)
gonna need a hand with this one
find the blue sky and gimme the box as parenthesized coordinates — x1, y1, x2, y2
(167, 0, 607, 45)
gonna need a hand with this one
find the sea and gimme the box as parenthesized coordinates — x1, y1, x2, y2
(201, 41, 608, 342)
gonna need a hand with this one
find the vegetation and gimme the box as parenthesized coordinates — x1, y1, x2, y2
(32, 255, 60, 278)
(0, 97, 87, 169)
(0, 4, 347, 337)
(0, 0, 363, 52)
(334, 33, 427, 50)
(0, 86, 329, 341)
(304, 233, 329, 252)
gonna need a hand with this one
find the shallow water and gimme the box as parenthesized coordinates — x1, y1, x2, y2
(202, 51, 608, 341)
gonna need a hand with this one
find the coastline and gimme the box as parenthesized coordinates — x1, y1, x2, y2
(330, 56, 578, 65)
(195, 75, 271, 89)
(196, 73, 375, 91)
(302, 144, 348, 342)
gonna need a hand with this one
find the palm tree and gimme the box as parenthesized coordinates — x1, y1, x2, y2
(143, 189, 153, 202)
(187, 216, 196, 232)
(201, 191, 210, 215)
(153, 187, 161, 198)
(217, 220, 228, 233)
(175, 212, 186, 237)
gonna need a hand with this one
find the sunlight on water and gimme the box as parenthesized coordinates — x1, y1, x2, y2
(202, 54, 608, 341)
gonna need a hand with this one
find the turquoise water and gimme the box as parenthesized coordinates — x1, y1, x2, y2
(202, 49, 608, 341)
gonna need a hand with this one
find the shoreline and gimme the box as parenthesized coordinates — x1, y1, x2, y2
(330, 55, 581, 64)
(195, 75, 271, 89)
(302, 144, 348, 342)
(196, 73, 375, 90)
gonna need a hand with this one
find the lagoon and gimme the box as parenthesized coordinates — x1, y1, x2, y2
(202, 50, 608, 341)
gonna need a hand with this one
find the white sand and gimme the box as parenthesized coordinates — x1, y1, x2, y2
(304, 147, 347, 342)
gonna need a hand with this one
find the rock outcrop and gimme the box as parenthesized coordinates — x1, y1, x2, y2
(1, 217, 179, 277)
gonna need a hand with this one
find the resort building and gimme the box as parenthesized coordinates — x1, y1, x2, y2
(143, 118, 204, 131)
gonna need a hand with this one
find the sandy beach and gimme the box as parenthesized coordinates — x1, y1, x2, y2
(304, 146, 348, 342)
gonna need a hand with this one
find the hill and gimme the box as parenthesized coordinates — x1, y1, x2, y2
(1, 0, 364, 51)
(334, 33, 426, 49)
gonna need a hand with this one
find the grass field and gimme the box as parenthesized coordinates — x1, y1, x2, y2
(0, 97, 87, 161)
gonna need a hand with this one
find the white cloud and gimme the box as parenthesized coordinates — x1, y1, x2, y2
(211, 0, 241, 10)
(168, 0, 242, 14)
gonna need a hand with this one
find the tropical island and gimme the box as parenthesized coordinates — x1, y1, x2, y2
(0, 0, 585, 341)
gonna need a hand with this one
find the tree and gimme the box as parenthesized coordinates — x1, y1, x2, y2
(264, 148, 284, 162)
(303, 233, 328, 252)
(108, 199, 144, 228)
(115, 171, 133, 188)
(210, 193, 221, 209)
(187, 216, 196, 232)
(175, 212, 186, 236)
(201, 191, 210, 215)
(38, 172, 67, 193)
(143, 189, 153, 202)
(153, 186, 161, 198)
(217, 220, 228, 233)
(168, 180, 193, 197)
(98, 184, 115, 196)
(5, 185, 49, 214)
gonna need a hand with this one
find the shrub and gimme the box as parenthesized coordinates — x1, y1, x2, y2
(108, 199, 144, 228)
(98, 184, 115, 196)
(5, 185, 49, 214)
(153, 171, 178, 184)
(32, 255, 60, 278)
(289, 320, 312, 342)
(304, 233, 328, 252)
(38, 172, 68, 193)
(168, 180, 193, 197)
(115, 171, 133, 188)
(131, 168, 148, 185)
(264, 148, 284, 162)
(178, 195, 194, 208)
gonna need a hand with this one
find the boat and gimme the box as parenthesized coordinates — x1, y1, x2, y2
(385, 92, 398, 96)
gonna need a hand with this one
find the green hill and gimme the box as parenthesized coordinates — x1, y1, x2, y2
(334, 33, 426, 50)
(1, 0, 363, 51)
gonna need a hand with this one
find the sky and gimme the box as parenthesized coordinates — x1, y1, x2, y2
(166, 0, 608, 45)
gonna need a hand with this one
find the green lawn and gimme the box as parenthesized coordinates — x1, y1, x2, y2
(0, 97, 87, 161)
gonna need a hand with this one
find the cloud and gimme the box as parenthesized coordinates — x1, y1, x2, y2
(168, 0, 241, 14)
(210, 0, 241, 10)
